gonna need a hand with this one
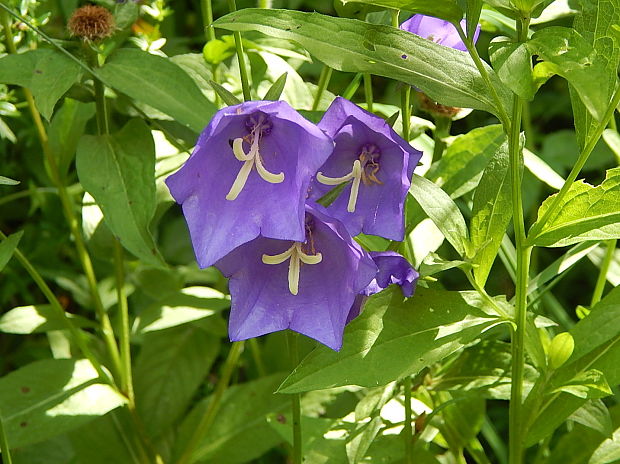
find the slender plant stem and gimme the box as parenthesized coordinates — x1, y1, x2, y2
(401, 85, 411, 140)
(522, 100, 535, 150)
(258, 0, 273, 7)
(287, 332, 303, 464)
(201, 0, 216, 42)
(114, 241, 134, 401)
(507, 16, 531, 464)
(227, 0, 251, 101)
(312, 66, 332, 111)
(2, 8, 123, 382)
(432, 116, 452, 161)
(0, 187, 58, 207)
(248, 338, 266, 376)
(403, 376, 413, 464)
(0, 231, 109, 381)
(342, 73, 363, 100)
(363, 73, 373, 112)
(0, 409, 12, 464)
(528, 84, 620, 242)
(390, 9, 399, 28)
(176, 342, 245, 464)
(590, 240, 617, 306)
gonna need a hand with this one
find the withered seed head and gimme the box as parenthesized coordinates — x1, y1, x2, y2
(68, 5, 115, 41)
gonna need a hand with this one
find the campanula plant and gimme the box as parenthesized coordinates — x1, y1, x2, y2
(399, 14, 480, 51)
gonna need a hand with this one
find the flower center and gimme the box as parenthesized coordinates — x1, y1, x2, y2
(261, 242, 322, 295)
(316, 143, 383, 212)
(226, 114, 284, 201)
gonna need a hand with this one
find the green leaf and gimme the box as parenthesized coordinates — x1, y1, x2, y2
(98, 49, 216, 133)
(489, 38, 536, 100)
(173, 374, 289, 463)
(438, 393, 486, 449)
(68, 414, 136, 464)
(550, 369, 612, 399)
(470, 138, 512, 286)
(0, 359, 125, 448)
(0, 49, 82, 120)
(527, 27, 612, 121)
(134, 325, 220, 438)
(76, 119, 165, 267)
(0, 305, 95, 334)
(346, 416, 383, 463)
(213, 9, 511, 118)
(209, 80, 242, 106)
(570, 0, 620, 148)
(0, 231, 22, 272)
(603, 128, 620, 163)
(466, 0, 483, 39)
(531, 167, 620, 247)
(546, 423, 607, 464)
(203, 38, 235, 65)
(426, 125, 506, 199)
(263, 72, 288, 100)
(0, 175, 19, 185)
(278, 288, 503, 393)
(343, 0, 464, 23)
(569, 400, 613, 438)
(409, 175, 469, 257)
(590, 424, 620, 464)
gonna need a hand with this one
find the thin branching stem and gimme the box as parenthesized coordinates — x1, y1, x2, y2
(590, 239, 617, 306)
(227, 0, 251, 101)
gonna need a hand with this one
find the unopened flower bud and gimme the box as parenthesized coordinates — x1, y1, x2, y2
(548, 332, 575, 369)
(68, 5, 115, 41)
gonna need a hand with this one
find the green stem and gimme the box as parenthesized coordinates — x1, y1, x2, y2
(401, 85, 411, 141)
(0, 231, 109, 382)
(0, 187, 58, 207)
(528, 84, 620, 242)
(201, 0, 216, 42)
(590, 240, 617, 306)
(287, 332, 303, 464)
(227, 0, 251, 101)
(0, 409, 12, 464)
(312, 66, 332, 111)
(249, 338, 266, 376)
(342, 73, 363, 100)
(481, 417, 508, 464)
(114, 240, 134, 402)
(258, 0, 273, 7)
(2, 7, 122, 383)
(522, 100, 534, 150)
(363, 73, 373, 112)
(176, 342, 244, 464)
(432, 116, 452, 161)
(390, 9, 399, 28)
(455, 23, 510, 127)
(403, 376, 413, 464)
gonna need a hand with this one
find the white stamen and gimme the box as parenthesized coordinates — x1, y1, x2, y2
(226, 136, 285, 201)
(316, 160, 363, 213)
(262, 242, 323, 296)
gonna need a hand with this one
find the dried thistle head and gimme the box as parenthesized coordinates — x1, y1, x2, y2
(67, 5, 115, 41)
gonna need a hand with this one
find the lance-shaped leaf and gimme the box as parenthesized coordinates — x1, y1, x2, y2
(277, 287, 504, 393)
(530, 167, 620, 247)
(0, 231, 22, 272)
(76, 119, 165, 267)
(344, 0, 463, 23)
(213, 9, 511, 118)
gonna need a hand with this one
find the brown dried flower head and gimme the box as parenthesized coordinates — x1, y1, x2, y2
(417, 92, 461, 118)
(68, 5, 115, 41)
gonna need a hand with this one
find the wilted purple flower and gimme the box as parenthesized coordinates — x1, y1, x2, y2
(308, 97, 422, 241)
(166, 101, 333, 268)
(346, 251, 419, 323)
(400, 15, 480, 51)
(215, 203, 377, 351)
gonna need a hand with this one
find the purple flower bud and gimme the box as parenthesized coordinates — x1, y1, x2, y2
(346, 251, 419, 323)
(308, 97, 422, 241)
(166, 101, 334, 268)
(215, 203, 377, 351)
(399, 15, 480, 52)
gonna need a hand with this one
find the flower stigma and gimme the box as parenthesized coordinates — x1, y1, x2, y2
(316, 144, 383, 212)
(261, 218, 322, 295)
(226, 113, 284, 201)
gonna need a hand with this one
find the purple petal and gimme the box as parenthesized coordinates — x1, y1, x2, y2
(166, 101, 333, 267)
(216, 203, 377, 351)
(366, 251, 419, 297)
(400, 15, 480, 52)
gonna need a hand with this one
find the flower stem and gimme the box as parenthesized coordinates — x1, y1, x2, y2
(590, 239, 617, 306)
(0, 231, 109, 382)
(227, 0, 251, 101)
(432, 116, 451, 161)
(403, 376, 413, 464)
(312, 65, 332, 111)
(287, 332, 303, 464)
(201, 0, 216, 42)
(176, 341, 245, 464)
(249, 338, 266, 376)
(401, 85, 411, 141)
(0, 409, 13, 464)
(527, 83, 620, 242)
(114, 240, 134, 402)
(363, 73, 373, 112)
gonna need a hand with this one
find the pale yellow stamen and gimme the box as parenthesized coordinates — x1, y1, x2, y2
(262, 242, 322, 295)
(226, 136, 284, 200)
(316, 160, 363, 213)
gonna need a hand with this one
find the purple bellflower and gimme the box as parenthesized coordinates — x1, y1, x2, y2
(308, 97, 422, 241)
(215, 203, 378, 351)
(166, 101, 333, 268)
(400, 15, 480, 52)
(347, 251, 419, 323)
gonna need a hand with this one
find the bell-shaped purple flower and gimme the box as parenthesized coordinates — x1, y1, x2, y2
(215, 203, 377, 351)
(166, 101, 334, 268)
(400, 15, 480, 52)
(346, 251, 419, 323)
(308, 97, 422, 241)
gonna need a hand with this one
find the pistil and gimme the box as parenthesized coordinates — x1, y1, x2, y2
(262, 242, 322, 295)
